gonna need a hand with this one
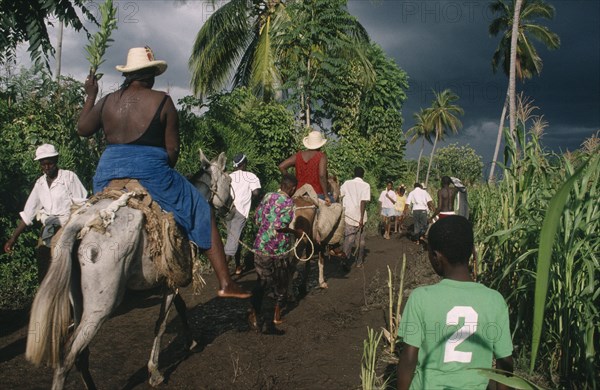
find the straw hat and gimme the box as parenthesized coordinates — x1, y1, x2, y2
(302, 130, 327, 150)
(34, 144, 59, 160)
(115, 46, 167, 75)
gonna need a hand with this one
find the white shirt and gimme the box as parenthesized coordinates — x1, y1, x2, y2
(406, 187, 432, 211)
(378, 189, 396, 209)
(20, 169, 88, 226)
(230, 170, 261, 218)
(340, 177, 371, 227)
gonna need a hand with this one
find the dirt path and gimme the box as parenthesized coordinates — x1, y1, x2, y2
(0, 233, 439, 389)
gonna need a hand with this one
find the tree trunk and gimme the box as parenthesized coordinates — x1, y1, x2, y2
(508, 0, 522, 139)
(416, 138, 424, 183)
(425, 132, 439, 188)
(55, 20, 64, 80)
(305, 57, 311, 127)
(488, 91, 509, 183)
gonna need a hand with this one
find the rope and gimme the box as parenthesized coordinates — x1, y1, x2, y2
(233, 229, 315, 261)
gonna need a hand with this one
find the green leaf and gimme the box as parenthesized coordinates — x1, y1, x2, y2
(474, 368, 544, 390)
(530, 153, 599, 372)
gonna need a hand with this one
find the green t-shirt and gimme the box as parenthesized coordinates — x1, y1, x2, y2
(398, 279, 513, 389)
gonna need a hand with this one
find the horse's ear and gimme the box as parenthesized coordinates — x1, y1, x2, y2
(199, 149, 210, 166)
(216, 152, 227, 170)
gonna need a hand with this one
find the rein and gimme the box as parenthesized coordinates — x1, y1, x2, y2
(232, 230, 316, 261)
(194, 166, 234, 215)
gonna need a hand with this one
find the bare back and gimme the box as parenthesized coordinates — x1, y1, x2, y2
(100, 87, 169, 144)
(437, 186, 457, 212)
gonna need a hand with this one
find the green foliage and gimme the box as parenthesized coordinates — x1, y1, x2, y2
(280, 0, 373, 126)
(0, 0, 97, 69)
(422, 89, 464, 188)
(432, 143, 483, 185)
(489, 0, 560, 79)
(471, 108, 599, 386)
(361, 327, 388, 390)
(178, 88, 296, 192)
(0, 66, 100, 309)
(189, 0, 288, 101)
(85, 0, 118, 78)
(0, 249, 38, 310)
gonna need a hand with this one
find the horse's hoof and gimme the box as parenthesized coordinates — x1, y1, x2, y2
(319, 282, 328, 289)
(148, 373, 165, 387)
(185, 339, 198, 351)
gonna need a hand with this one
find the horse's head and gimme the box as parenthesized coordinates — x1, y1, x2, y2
(190, 150, 233, 213)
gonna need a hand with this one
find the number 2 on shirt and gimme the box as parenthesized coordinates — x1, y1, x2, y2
(444, 306, 478, 363)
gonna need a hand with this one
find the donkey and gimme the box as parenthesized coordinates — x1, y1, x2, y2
(25, 150, 231, 390)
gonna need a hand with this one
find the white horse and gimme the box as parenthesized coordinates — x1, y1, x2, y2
(25, 150, 232, 390)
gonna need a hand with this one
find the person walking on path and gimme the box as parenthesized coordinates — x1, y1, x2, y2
(4, 144, 88, 282)
(431, 175, 457, 221)
(404, 183, 434, 242)
(340, 167, 371, 267)
(77, 46, 249, 299)
(397, 216, 514, 389)
(248, 174, 301, 334)
(378, 181, 396, 239)
(393, 185, 407, 233)
(225, 153, 261, 275)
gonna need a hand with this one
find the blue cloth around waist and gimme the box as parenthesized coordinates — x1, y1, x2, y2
(93, 144, 211, 249)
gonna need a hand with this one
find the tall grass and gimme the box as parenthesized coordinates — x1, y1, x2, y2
(470, 99, 599, 387)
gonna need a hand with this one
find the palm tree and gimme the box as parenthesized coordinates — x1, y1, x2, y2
(406, 109, 433, 183)
(487, 0, 560, 182)
(276, 0, 373, 127)
(424, 89, 464, 188)
(188, 0, 288, 101)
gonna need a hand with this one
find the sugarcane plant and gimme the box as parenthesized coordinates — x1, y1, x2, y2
(381, 255, 407, 354)
(85, 0, 117, 80)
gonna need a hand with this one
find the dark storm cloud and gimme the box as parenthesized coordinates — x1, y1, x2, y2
(17, 0, 597, 167)
(348, 0, 599, 164)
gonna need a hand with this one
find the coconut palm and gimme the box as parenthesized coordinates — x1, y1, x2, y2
(424, 89, 464, 188)
(487, 0, 560, 182)
(188, 0, 288, 101)
(406, 109, 433, 183)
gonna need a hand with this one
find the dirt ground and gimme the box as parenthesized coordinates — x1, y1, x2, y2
(0, 231, 440, 390)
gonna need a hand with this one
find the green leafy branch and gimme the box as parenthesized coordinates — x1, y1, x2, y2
(84, 0, 118, 79)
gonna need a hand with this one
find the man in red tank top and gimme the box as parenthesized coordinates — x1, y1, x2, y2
(278, 129, 330, 201)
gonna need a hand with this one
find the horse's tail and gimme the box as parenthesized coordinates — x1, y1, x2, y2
(26, 212, 86, 367)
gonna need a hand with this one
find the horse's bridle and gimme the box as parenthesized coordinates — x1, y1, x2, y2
(194, 165, 234, 216)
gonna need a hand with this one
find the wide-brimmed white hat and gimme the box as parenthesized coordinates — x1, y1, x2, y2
(34, 144, 59, 160)
(302, 130, 327, 150)
(115, 47, 167, 75)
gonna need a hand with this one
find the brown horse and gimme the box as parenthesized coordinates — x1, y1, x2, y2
(290, 177, 343, 295)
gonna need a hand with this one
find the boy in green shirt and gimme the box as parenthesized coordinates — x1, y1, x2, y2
(397, 216, 513, 389)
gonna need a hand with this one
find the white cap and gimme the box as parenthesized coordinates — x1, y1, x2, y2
(34, 144, 59, 160)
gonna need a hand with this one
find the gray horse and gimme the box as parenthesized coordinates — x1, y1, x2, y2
(25, 150, 231, 390)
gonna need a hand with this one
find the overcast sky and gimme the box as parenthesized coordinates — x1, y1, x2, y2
(18, 0, 599, 175)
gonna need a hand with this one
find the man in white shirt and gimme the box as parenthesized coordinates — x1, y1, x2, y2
(340, 167, 371, 267)
(4, 144, 88, 281)
(404, 182, 434, 242)
(225, 153, 261, 274)
(378, 181, 397, 239)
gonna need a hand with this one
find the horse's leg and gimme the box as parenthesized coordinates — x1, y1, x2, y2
(53, 311, 110, 390)
(147, 291, 176, 387)
(173, 292, 197, 350)
(318, 251, 328, 289)
(69, 255, 95, 390)
(299, 258, 311, 297)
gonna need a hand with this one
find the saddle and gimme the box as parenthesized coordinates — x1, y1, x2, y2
(293, 184, 345, 245)
(83, 179, 197, 289)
